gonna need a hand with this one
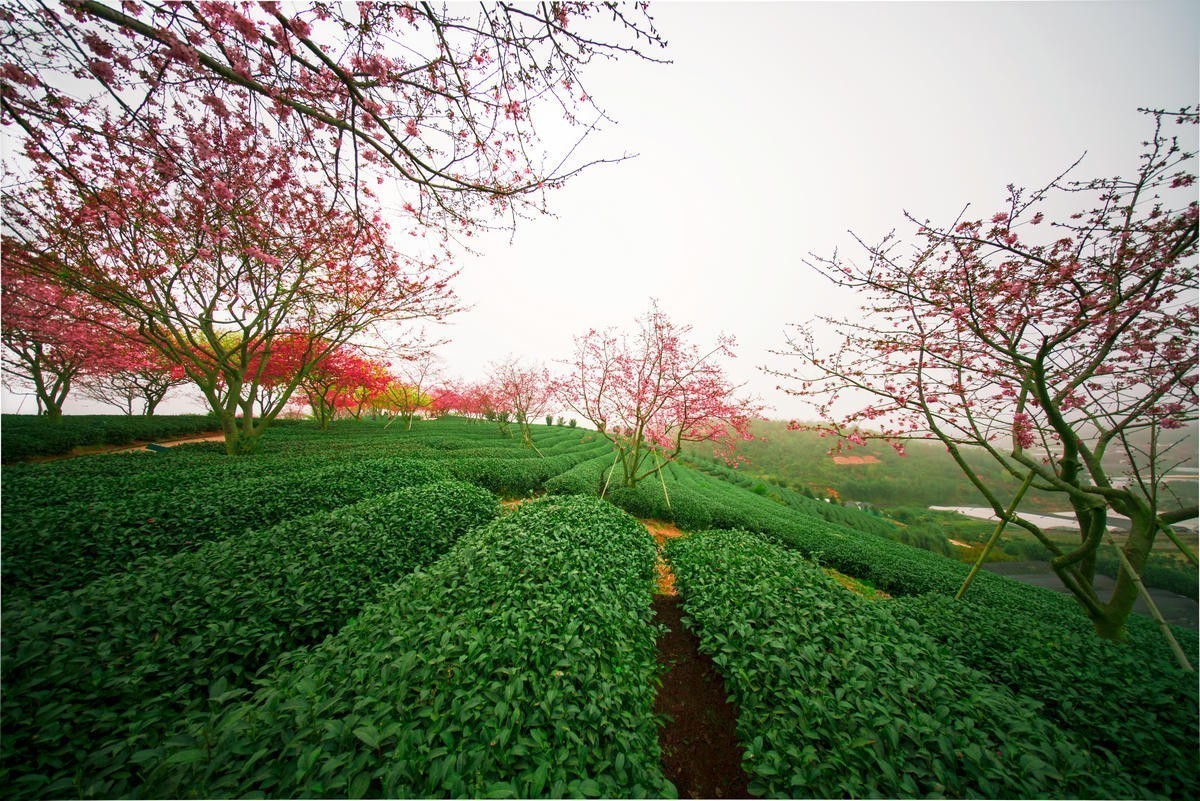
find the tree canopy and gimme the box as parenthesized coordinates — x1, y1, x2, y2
(771, 107, 1198, 641)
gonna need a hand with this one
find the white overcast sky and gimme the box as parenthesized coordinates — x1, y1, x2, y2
(5, 0, 1198, 417)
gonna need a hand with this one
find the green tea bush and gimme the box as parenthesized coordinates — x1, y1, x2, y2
(892, 593, 1200, 800)
(1093, 550, 1199, 600)
(688, 458, 897, 536)
(0, 481, 497, 800)
(149, 496, 672, 799)
(1, 450, 343, 514)
(543, 452, 619, 495)
(2, 457, 448, 602)
(445, 452, 593, 496)
(666, 529, 1136, 799)
(605, 480, 714, 530)
(0, 414, 219, 462)
(541, 453, 713, 528)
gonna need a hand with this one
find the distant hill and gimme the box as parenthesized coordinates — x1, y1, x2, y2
(690, 419, 1196, 512)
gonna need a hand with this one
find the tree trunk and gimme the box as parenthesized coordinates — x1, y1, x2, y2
(219, 413, 241, 455)
(1089, 508, 1158, 640)
(218, 409, 265, 455)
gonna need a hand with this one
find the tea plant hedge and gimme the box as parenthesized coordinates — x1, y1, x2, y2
(445, 449, 608, 497)
(0, 414, 220, 462)
(666, 529, 1141, 799)
(1, 449, 346, 513)
(2, 457, 449, 602)
(688, 458, 898, 536)
(148, 496, 673, 799)
(543, 452, 618, 496)
(1, 480, 497, 800)
(893, 593, 1200, 800)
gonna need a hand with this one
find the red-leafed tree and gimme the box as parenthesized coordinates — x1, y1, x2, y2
(768, 107, 1198, 642)
(344, 358, 392, 421)
(0, 253, 126, 420)
(3, 112, 459, 454)
(78, 334, 190, 415)
(489, 356, 554, 449)
(426, 382, 477, 421)
(289, 343, 386, 429)
(2, 1, 667, 231)
(559, 300, 761, 487)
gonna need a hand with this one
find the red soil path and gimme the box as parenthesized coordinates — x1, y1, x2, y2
(643, 519, 752, 798)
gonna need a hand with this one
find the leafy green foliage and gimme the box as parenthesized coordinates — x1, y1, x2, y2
(445, 449, 608, 497)
(687, 458, 898, 536)
(0, 413, 220, 462)
(666, 529, 1136, 799)
(148, 496, 672, 799)
(892, 593, 1200, 799)
(0, 481, 497, 799)
(2, 448, 329, 512)
(543, 451, 619, 496)
(604, 481, 713, 530)
(2, 457, 449, 601)
(3, 415, 1191, 800)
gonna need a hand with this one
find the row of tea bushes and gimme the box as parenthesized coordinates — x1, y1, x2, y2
(675, 467, 1200, 798)
(0, 481, 497, 800)
(686, 457, 898, 536)
(543, 452, 619, 496)
(0, 414, 221, 463)
(145, 496, 673, 799)
(543, 455, 715, 529)
(2, 457, 449, 602)
(665, 529, 1137, 799)
(444, 446, 613, 497)
(0, 449, 364, 515)
(546, 451, 899, 536)
(730, 474, 1198, 649)
(0, 417, 589, 513)
(892, 593, 1200, 800)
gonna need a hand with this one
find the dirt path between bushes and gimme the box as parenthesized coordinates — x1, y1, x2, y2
(644, 519, 685, 595)
(643, 519, 752, 798)
(108, 433, 227, 453)
(28, 431, 226, 462)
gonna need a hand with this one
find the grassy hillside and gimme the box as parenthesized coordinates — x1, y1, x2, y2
(684, 419, 1039, 509)
(695, 419, 1197, 513)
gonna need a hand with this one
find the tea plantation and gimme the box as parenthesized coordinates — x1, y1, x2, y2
(1, 417, 1196, 799)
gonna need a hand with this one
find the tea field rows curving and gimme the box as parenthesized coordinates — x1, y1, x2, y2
(1, 416, 1195, 798)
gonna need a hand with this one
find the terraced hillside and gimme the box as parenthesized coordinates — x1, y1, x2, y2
(2, 417, 1195, 799)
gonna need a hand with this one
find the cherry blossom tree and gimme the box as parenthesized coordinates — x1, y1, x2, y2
(3, 112, 459, 454)
(1, 1, 668, 232)
(769, 107, 1198, 641)
(489, 355, 554, 449)
(559, 300, 760, 487)
(0, 252, 125, 420)
(78, 335, 190, 415)
(476, 379, 515, 437)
